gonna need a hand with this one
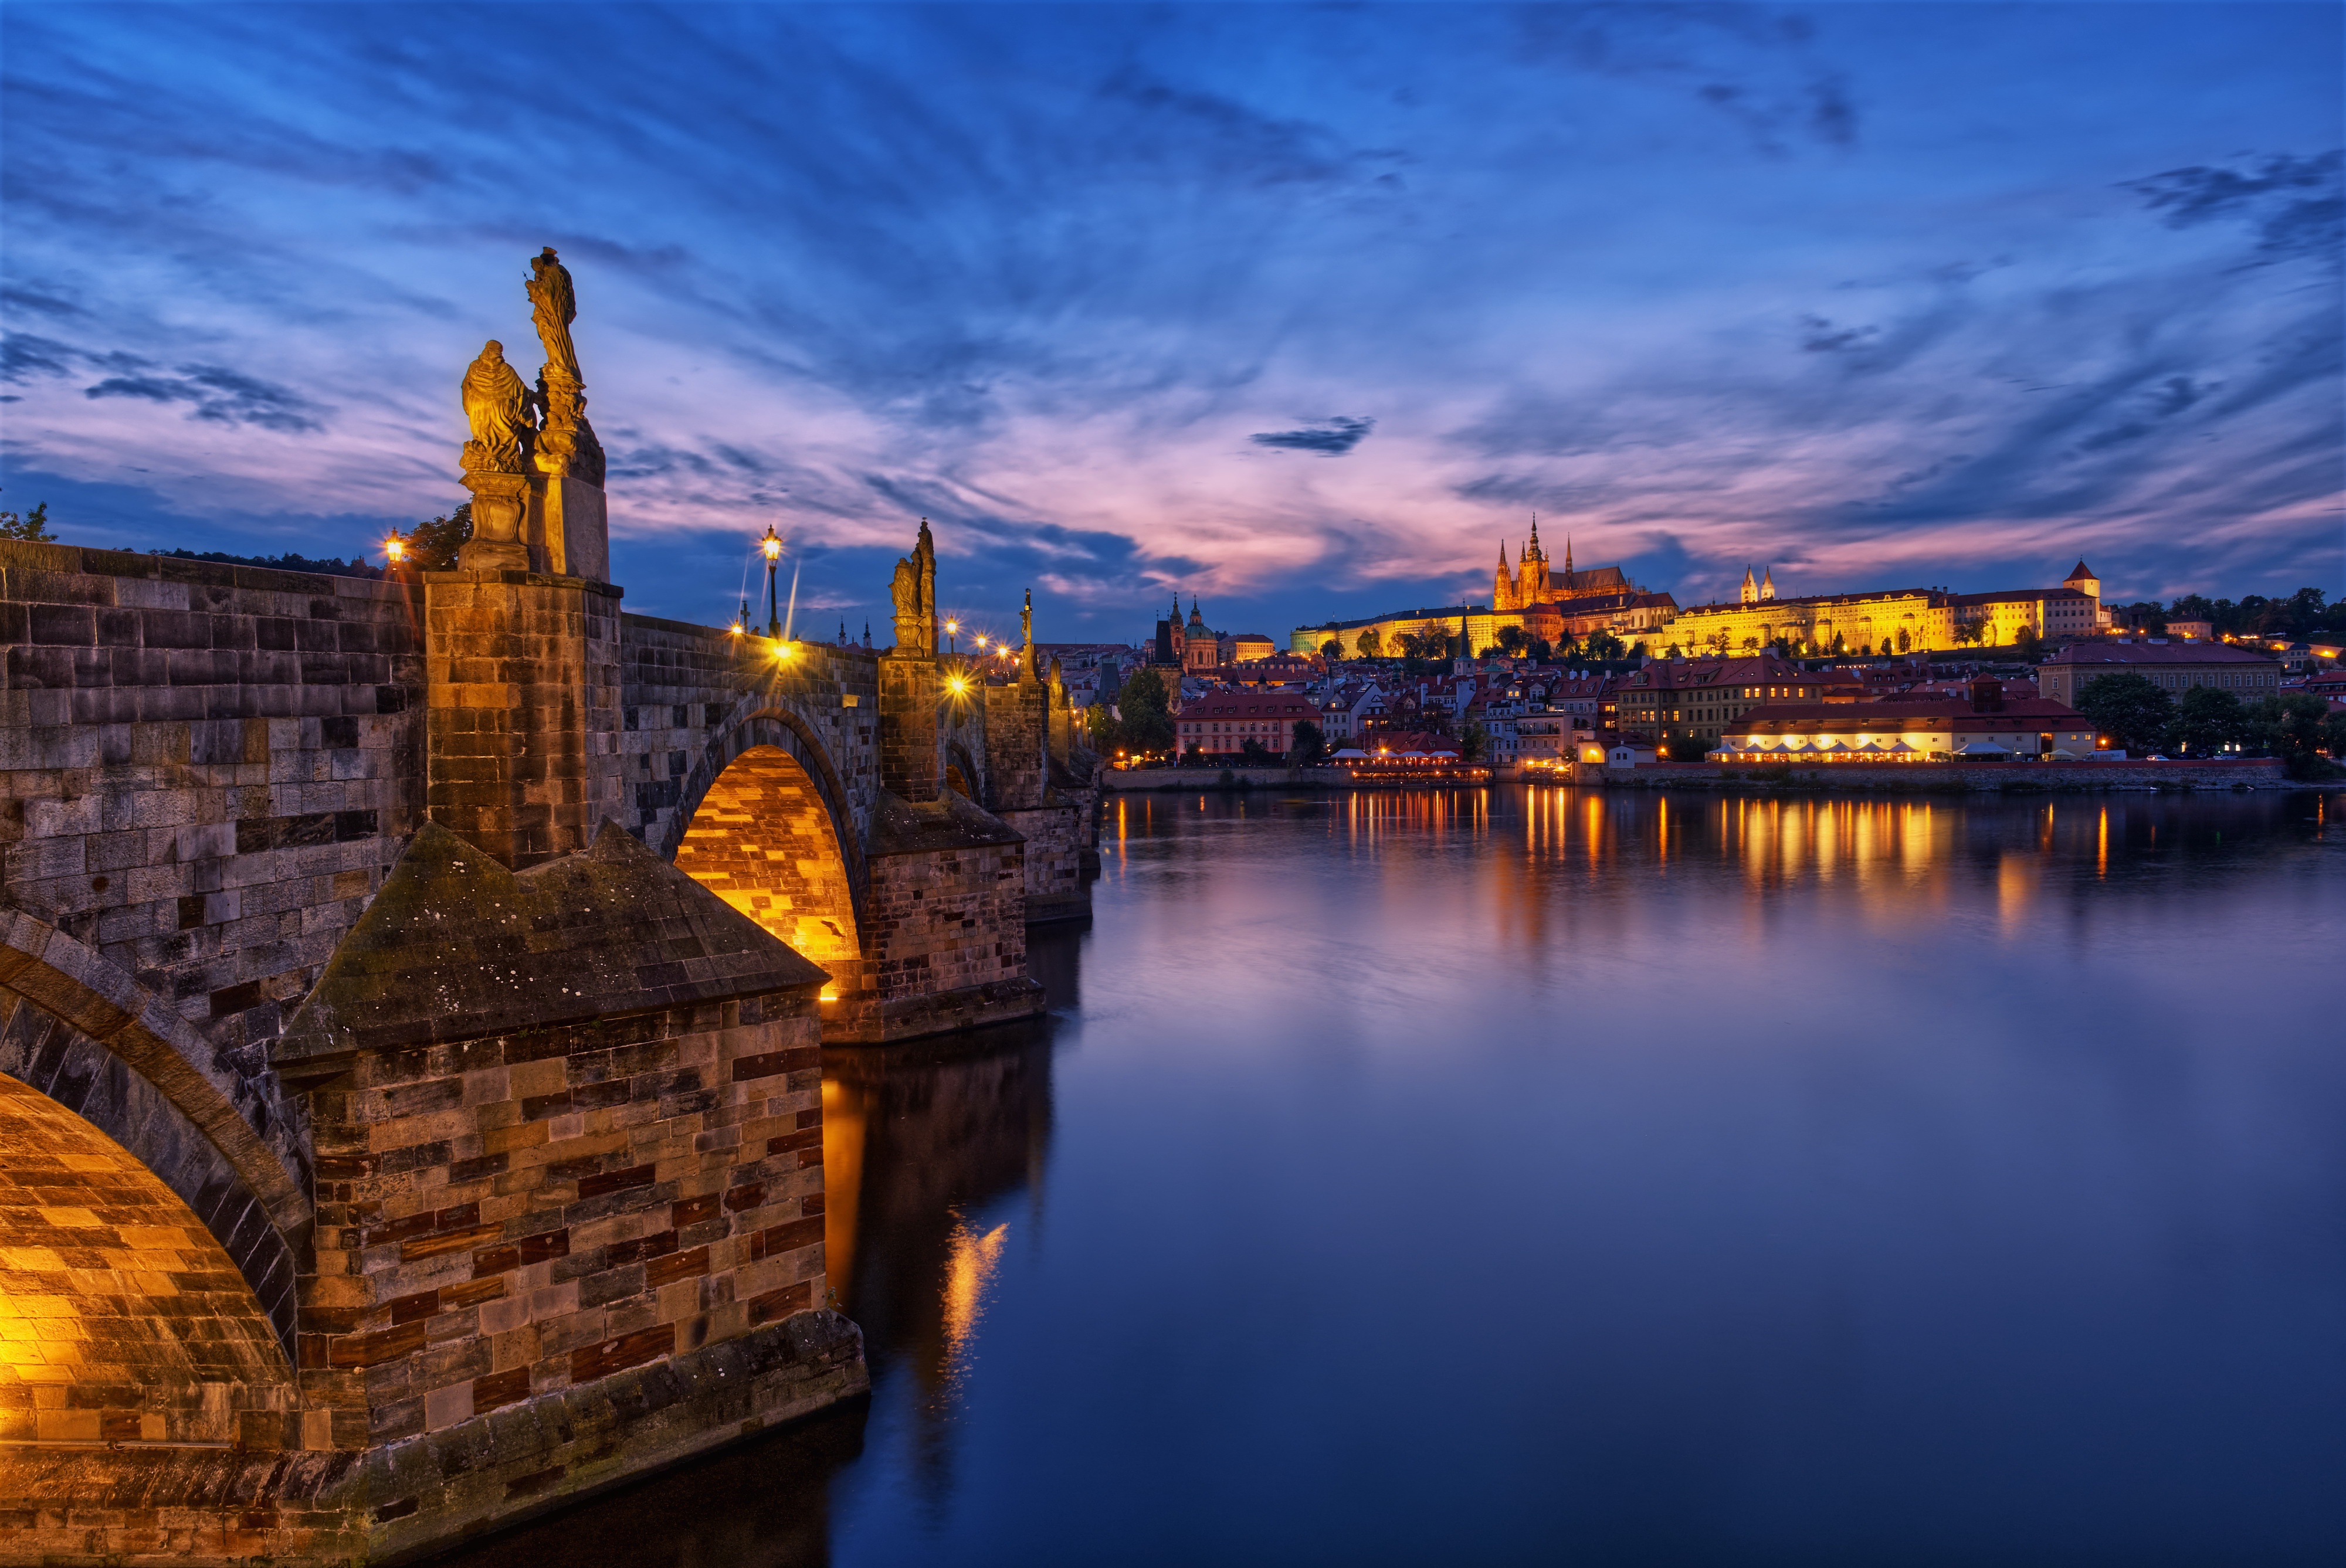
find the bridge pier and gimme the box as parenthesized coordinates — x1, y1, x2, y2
(1, 335, 1099, 1558)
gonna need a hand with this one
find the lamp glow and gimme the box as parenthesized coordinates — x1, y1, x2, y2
(384, 537, 407, 564)
(948, 674, 969, 694)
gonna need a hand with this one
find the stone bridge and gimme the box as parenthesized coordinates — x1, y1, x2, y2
(0, 528, 1100, 1561)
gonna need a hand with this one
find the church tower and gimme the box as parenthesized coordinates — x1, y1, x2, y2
(1760, 566, 1776, 602)
(1741, 565, 1758, 605)
(1519, 516, 1549, 603)
(2063, 559, 2100, 605)
(1494, 541, 1516, 613)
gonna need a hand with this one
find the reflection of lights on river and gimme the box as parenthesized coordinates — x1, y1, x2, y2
(940, 1217, 1009, 1383)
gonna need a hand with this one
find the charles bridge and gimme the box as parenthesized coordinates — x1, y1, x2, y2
(0, 253, 1101, 1562)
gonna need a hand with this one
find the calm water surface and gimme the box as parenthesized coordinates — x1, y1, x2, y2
(457, 787, 2344, 1567)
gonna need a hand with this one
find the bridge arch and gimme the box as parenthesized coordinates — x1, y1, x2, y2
(0, 915, 308, 1353)
(669, 714, 867, 1007)
(0, 1070, 294, 1447)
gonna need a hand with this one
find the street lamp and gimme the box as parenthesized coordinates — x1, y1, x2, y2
(760, 527, 784, 637)
(945, 617, 960, 655)
(383, 537, 408, 566)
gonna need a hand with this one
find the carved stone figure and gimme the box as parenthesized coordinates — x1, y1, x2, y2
(889, 555, 924, 653)
(459, 341, 533, 474)
(526, 247, 581, 383)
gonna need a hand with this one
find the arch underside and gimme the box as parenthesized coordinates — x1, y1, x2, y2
(0, 1072, 291, 1449)
(0, 992, 300, 1356)
(676, 744, 866, 1006)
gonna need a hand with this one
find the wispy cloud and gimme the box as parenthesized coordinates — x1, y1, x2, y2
(1250, 416, 1376, 455)
(0, 3, 2337, 633)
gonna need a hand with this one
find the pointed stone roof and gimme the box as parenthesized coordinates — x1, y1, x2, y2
(2066, 560, 2096, 581)
(276, 820, 827, 1063)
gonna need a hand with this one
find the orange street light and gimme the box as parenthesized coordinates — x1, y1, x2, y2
(383, 537, 408, 565)
(947, 674, 969, 695)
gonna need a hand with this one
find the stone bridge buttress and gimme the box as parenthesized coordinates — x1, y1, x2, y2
(0, 534, 1099, 1562)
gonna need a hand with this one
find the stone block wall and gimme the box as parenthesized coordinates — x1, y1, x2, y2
(982, 681, 1045, 810)
(999, 805, 1086, 924)
(615, 615, 879, 861)
(877, 654, 939, 802)
(299, 992, 835, 1454)
(0, 542, 423, 1164)
(422, 570, 622, 870)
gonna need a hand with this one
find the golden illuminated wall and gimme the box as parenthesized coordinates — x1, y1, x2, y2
(677, 744, 864, 1001)
(0, 1074, 293, 1447)
(1657, 589, 1952, 654)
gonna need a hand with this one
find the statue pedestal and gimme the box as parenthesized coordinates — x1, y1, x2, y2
(457, 471, 531, 571)
(528, 474, 609, 583)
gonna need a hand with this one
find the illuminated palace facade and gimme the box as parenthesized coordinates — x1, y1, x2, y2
(1656, 562, 2104, 657)
(1291, 520, 1674, 657)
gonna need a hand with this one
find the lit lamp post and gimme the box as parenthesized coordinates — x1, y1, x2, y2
(760, 527, 783, 637)
(382, 537, 408, 569)
(945, 617, 960, 656)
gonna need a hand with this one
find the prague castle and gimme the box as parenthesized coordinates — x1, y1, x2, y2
(1293, 520, 1675, 657)
(1653, 561, 2104, 657)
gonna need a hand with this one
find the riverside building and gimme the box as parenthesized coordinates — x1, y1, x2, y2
(2035, 640, 2284, 704)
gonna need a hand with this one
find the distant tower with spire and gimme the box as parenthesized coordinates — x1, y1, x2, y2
(1740, 565, 1758, 605)
(1760, 566, 1777, 602)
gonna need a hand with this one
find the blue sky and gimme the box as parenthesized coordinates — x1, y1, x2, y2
(2, 4, 2339, 645)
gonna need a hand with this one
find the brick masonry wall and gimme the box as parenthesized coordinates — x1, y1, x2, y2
(1, 543, 424, 1174)
(422, 571, 622, 870)
(300, 993, 833, 1454)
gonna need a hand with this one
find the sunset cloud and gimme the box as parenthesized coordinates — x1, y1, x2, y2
(1, 3, 2337, 639)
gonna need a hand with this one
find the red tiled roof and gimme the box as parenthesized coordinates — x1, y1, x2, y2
(2045, 642, 2278, 666)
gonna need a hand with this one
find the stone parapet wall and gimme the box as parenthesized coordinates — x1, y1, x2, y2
(300, 992, 832, 1454)
(0, 542, 423, 1179)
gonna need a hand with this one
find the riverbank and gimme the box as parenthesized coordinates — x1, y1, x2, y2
(1101, 758, 2328, 794)
(1103, 765, 1490, 790)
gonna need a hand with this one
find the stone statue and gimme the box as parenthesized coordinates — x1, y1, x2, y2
(1020, 588, 1035, 682)
(889, 555, 923, 653)
(526, 247, 581, 383)
(459, 341, 533, 474)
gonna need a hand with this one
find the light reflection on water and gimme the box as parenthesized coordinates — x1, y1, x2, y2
(447, 787, 2344, 1568)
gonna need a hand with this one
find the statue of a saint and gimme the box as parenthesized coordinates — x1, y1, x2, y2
(459, 340, 533, 474)
(889, 555, 924, 651)
(526, 247, 581, 384)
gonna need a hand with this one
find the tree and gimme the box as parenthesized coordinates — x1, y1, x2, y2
(1742, 636, 1760, 651)
(1114, 666, 1176, 756)
(2013, 625, 2043, 663)
(1421, 629, 1455, 661)
(1083, 704, 1119, 751)
(388, 502, 472, 571)
(1394, 632, 1424, 660)
(1661, 732, 1712, 761)
(1707, 630, 1730, 656)
(2250, 693, 2333, 776)
(1239, 737, 1273, 765)
(1184, 742, 1206, 767)
(2076, 673, 2174, 755)
(1321, 639, 1342, 660)
(1495, 625, 1527, 655)
(1525, 636, 1553, 662)
(1291, 719, 1326, 765)
(2171, 686, 2250, 756)
(1586, 632, 1625, 662)
(1896, 628, 1911, 653)
(2321, 707, 2346, 761)
(1954, 623, 1982, 647)
(1355, 626, 1383, 659)
(0, 501, 55, 542)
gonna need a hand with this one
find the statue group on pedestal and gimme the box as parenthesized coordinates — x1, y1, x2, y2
(457, 248, 607, 568)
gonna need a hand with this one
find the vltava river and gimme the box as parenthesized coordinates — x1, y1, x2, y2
(453, 788, 2344, 1566)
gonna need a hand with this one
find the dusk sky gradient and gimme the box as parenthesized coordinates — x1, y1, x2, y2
(2, 3, 2340, 644)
